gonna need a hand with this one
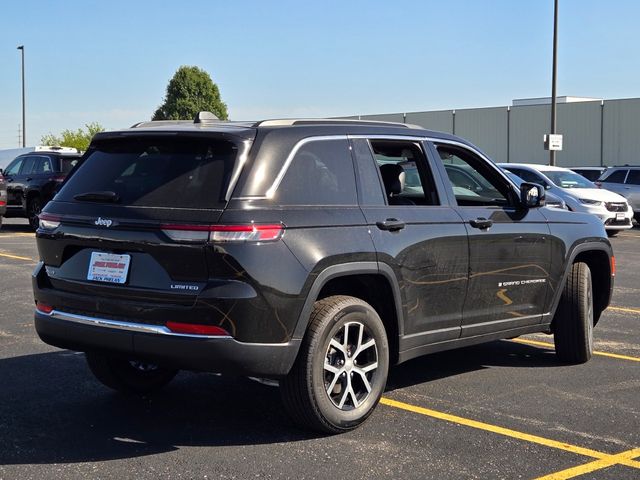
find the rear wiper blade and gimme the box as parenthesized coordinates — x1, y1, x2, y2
(73, 191, 120, 203)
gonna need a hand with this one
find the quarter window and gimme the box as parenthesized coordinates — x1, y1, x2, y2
(273, 139, 357, 206)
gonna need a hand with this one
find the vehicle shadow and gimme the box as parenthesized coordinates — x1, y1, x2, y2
(385, 339, 559, 392)
(0, 220, 32, 233)
(0, 340, 558, 465)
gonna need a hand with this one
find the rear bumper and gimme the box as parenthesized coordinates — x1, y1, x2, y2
(34, 309, 300, 377)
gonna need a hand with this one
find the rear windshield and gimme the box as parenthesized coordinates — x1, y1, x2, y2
(57, 136, 238, 208)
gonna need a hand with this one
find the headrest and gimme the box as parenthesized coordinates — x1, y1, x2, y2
(380, 164, 406, 196)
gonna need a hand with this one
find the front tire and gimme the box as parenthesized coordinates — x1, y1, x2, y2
(85, 352, 178, 395)
(553, 262, 594, 364)
(280, 296, 389, 433)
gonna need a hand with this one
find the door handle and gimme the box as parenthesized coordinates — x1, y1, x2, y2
(7, 178, 13, 183)
(26, 177, 33, 182)
(469, 217, 493, 230)
(376, 218, 406, 231)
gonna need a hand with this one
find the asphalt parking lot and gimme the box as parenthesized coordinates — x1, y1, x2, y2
(0, 218, 638, 480)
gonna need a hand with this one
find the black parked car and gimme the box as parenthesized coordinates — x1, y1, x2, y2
(3, 147, 81, 229)
(33, 115, 614, 433)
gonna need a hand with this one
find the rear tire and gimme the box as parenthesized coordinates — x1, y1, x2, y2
(85, 352, 178, 395)
(553, 262, 593, 364)
(27, 197, 42, 231)
(280, 296, 389, 434)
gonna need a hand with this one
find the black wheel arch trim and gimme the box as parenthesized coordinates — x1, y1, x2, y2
(548, 240, 613, 322)
(292, 261, 404, 341)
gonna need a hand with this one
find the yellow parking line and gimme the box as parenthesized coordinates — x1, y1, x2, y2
(0, 233, 34, 238)
(0, 251, 35, 261)
(535, 447, 640, 479)
(608, 305, 640, 315)
(511, 338, 640, 363)
(380, 397, 640, 470)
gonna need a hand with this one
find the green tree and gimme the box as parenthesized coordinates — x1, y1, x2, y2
(40, 122, 104, 152)
(152, 66, 228, 121)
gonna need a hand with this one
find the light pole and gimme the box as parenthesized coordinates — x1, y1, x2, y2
(17, 45, 26, 148)
(549, 0, 558, 166)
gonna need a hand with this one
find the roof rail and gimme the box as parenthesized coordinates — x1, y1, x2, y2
(254, 118, 419, 129)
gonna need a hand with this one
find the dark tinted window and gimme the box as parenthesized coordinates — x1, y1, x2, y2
(626, 170, 640, 185)
(514, 168, 546, 185)
(57, 136, 239, 209)
(33, 156, 53, 174)
(351, 139, 385, 206)
(60, 157, 81, 173)
(20, 156, 36, 175)
(4, 158, 23, 176)
(273, 139, 356, 205)
(604, 169, 627, 184)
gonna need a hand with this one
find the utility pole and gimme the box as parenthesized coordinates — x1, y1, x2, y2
(549, 0, 559, 166)
(17, 45, 26, 148)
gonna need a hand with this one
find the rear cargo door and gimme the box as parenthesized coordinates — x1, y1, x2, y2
(38, 134, 246, 304)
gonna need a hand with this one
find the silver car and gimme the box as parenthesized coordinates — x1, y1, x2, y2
(596, 166, 640, 221)
(499, 163, 634, 235)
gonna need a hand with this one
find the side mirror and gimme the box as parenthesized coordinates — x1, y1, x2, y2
(520, 182, 546, 208)
(0, 168, 3, 175)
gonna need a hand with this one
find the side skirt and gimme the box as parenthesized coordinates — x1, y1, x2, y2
(397, 324, 551, 364)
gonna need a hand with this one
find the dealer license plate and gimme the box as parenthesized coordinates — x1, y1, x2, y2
(616, 212, 625, 221)
(87, 252, 131, 284)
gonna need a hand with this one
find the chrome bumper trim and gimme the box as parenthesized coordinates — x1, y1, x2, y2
(36, 309, 232, 339)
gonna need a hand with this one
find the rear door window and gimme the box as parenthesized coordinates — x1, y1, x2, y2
(604, 170, 628, 184)
(626, 170, 640, 185)
(57, 136, 239, 209)
(272, 138, 356, 205)
(33, 156, 53, 174)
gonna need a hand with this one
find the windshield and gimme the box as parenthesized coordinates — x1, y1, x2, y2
(542, 170, 596, 189)
(57, 136, 239, 209)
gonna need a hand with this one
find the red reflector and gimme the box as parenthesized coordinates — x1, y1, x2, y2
(36, 302, 54, 314)
(0, 201, 5, 206)
(166, 321, 229, 336)
(611, 256, 616, 277)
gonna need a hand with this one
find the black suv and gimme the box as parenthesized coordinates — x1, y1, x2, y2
(33, 115, 614, 433)
(2, 147, 81, 229)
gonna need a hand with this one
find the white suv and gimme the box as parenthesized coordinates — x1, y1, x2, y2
(499, 163, 634, 236)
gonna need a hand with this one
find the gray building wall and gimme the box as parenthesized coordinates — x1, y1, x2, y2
(342, 97, 639, 167)
(603, 98, 640, 166)
(455, 107, 508, 163)
(405, 110, 454, 134)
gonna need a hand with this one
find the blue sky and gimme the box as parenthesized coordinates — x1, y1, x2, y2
(0, 0, 638, 148)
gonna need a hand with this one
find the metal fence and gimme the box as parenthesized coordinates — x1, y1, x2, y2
(343, 97, 640, 167)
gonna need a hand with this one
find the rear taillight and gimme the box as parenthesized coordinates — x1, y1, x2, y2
(39, 213, 61, 230)
(0, 201, 5, 207)
(52, 175, 66, 183)
(166, 321, 229, 336)
(36, 302, 54, 314)
(160, 223, 284, 243)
